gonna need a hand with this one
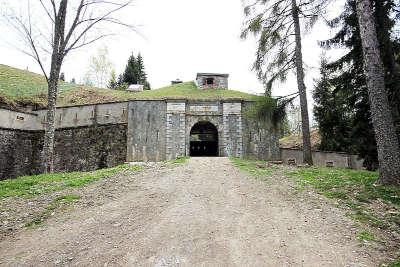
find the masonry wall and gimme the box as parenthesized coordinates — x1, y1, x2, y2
(127, 101, 166, 162)
(280, 148, 364, 169)
(0, 99, 282, 179)
(241, 102, 281, 161)
(166, 102, 186, 160)
(53, 124, 127, 173)
(196, 76, 228, 89)
(0, 103, 129, 180)
(222, 102, 243, 157)
(0, 128, 42, 179)
(185, 101, 224, 157)
(0, 124, 128, 180)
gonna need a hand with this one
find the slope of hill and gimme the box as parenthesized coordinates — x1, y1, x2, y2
(57, 82, 259, 106)
(0, 64, 79, 108)
(0, 64, 259, 109)
(279, 129, 321, 150)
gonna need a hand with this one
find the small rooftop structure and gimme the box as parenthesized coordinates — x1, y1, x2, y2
(127, 84, 144, 92)
(196, 73, 229, 89)
(171, 79, 183, 85)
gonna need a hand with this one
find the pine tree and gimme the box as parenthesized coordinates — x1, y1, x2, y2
(121, 52, 151, 90)
(313, 55, 352, 152)
(136, 53, 151, 90)
(241, 0, 327, 165)
(317, 0, 400, 171)
(123, 54, 138, 85)
(136, 53, 145, 84)
(356, 0, 400, 185)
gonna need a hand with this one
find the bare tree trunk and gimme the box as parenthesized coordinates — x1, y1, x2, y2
(42, 0, 67, 173)
(6, 1, 134, 172)
(42, 66, 61, 173)
(356, 0, 400, 185)
(291, 0, 313, 165)
(42, 81, 57, 173)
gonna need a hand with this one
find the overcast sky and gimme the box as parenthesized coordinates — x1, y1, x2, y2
(0, 0, 345, 120)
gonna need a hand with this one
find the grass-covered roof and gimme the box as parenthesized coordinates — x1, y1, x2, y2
(0, 64, 259, 108)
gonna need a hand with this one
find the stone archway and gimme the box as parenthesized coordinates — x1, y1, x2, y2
(189, 121, 219, 156)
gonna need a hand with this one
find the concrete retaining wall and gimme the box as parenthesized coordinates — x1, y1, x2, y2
(127, 101, 167, 162)
(0, 108, 42, 130)
(35, 102, 128, 129)
(280, 148, 364, 169)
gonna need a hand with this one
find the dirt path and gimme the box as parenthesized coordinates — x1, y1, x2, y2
(0, 158, 382, 266)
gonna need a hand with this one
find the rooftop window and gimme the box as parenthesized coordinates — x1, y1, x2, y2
(204, 77, 215, 87)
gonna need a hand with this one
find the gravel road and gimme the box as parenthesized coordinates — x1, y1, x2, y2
(0, 157, 383, 266)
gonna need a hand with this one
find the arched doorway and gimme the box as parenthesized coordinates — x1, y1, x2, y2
(190, 121, 218, 156)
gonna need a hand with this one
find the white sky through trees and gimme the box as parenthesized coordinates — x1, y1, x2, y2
(0, 0, 344, 121)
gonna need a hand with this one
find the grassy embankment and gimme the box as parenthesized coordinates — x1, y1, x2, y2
(0, 164, 142, 199)
(0, 64, 258, 108)
(230, 157, 278, 181)
(287, 167, 400, 267)
(0, 64, 76, 108)
(285, 167, 399, 231)
(231, 158, 400, 266)
(0, 158, 190, 228)
(0, 164, 142, 228)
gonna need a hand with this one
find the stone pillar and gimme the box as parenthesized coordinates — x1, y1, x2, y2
(223, 102, 243, 157)
(166, 102, 186, 160)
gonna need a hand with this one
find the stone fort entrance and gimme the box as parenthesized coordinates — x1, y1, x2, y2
(0, 72, 281, 179)
(124, 73, 280, 162)
(190, 121, 218, 157)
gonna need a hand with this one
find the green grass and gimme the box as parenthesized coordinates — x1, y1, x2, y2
(130, 82, 258, 100)
(0, 164, 142, 199)
(168, 157, 190, 165)
(386, 260, 400, 267)
(229, 159, 399, 264)
(0, 64, 79, 107)
(25, 194, 81, 228)
(0, 64, 260, 108)
(286, 167, 399, 204)
(1, 64, 56, 97)
(230, 157, 277, 180)
(56, 81, 259, 106)
(286, 167, 400, 230)
(357, 230, 375, 242)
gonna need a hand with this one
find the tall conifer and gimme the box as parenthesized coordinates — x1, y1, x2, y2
(315, 0, 400, 171)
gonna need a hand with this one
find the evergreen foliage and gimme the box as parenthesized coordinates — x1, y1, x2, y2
(313, 55, 352, 152)
(120, 53, 151, 90)
(122, 54, 137, 85)
(245, 96, 289, 127)
(241, 0, 328, 165)
(314, 0, 400, 170)
(241, 0, 328, 95)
